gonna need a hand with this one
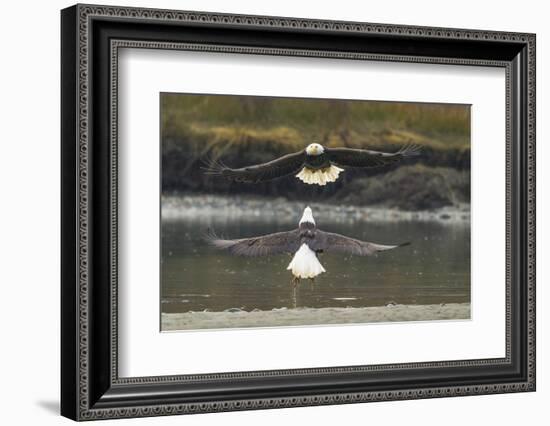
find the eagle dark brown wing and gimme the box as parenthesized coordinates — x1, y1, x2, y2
(325, 144, 421, 168)
(206, 229, 301, 257)
(203, 150, 306, 183)
(310, 230, 410, 256)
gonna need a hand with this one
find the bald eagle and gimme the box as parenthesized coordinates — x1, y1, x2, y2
(207, 207, 410, 287)
(203, 143, 420, 186)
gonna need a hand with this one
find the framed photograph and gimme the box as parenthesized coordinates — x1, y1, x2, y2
(61, 4, 536, 421)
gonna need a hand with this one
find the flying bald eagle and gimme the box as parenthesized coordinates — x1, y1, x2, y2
(207, 207, 410, 287)
(203, 143, 420, 186)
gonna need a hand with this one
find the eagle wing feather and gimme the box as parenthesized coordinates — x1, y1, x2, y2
(326, 144, 421, 168)
(203, 150, 306, 183)
(310, 230, 409, 256)
(206, 229, 301, 257)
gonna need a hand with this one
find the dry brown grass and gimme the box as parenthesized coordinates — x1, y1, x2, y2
(161, 93, 470, 153)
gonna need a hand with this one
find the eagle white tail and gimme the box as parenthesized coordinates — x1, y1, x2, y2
(287, 243, 326, 279)
(296, 165, 344, 186)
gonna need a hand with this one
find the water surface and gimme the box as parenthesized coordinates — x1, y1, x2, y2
(161, 216, 470, 314)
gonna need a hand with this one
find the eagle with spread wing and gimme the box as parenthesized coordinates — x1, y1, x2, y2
(204, 143, 420, 186)
(207, 207, 410, 287)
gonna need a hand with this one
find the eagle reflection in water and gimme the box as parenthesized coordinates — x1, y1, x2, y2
(207, 207, 410, 289)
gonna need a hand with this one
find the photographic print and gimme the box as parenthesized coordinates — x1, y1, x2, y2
(160, 93, 471, 331)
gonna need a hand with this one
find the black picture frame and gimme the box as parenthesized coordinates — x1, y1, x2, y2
(61, 4, 536, 421)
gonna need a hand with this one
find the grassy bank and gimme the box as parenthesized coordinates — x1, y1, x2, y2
(161, 94, 470, 210)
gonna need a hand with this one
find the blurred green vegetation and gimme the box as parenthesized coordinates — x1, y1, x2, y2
(162, 94, 470, 148)
(334, 164, 469, 210)
(161, 94, 471, 210)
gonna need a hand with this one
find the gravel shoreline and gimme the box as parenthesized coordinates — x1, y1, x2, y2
(162, 302, 470, 331)
(162, 194, 470, 225)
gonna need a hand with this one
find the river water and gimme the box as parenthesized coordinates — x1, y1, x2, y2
(161, 214, 470, 314)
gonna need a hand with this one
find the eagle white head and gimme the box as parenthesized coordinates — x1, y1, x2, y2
(299, 206, 315, 225)
(305, 143, 324, 156)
